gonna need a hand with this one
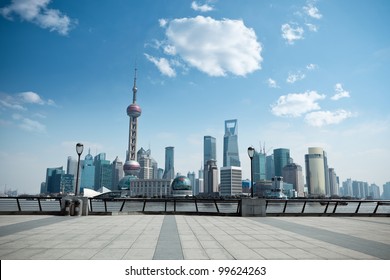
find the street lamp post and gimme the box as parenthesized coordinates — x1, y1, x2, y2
(75, 143, 84, 196)
(247, 146, 255, 198)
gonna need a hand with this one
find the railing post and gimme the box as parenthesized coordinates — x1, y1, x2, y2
(373, 202, 380, 214)
(174, 199, 176, 213)
(104, 200, 107, 212)
(16, 198, 21, 212)
(324, 201, 330, 213)
(283, 200, 288, 213)
(119, 200, 125, 212)
(38, 198, 42, 212)
(214, 199, 220, 213)
(333, 201, 339, 214)
(355, 201, 362, 214)
(142, 199, 147, 212)
(301, 201, 307, 213)
(194, 199, 198, 213)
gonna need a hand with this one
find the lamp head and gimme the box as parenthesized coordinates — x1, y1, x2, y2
(247, 146, 255, 159)
(76, 143, 84, 156)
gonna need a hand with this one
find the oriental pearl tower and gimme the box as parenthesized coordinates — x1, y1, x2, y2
(123, 68, 142, 177)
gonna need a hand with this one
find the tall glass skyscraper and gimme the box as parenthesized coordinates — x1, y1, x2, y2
(253, 150, 266, 181)
(204, 136, 217, 194)
(163, 146, 175, 180)
(223, 119, 240, 167)
(273, 148, 290, 177)
(204, 136, 216, 163)
(305, 147, 327, 196)
(81, 149, 95, 190)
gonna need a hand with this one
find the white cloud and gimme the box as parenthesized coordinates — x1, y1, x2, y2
(159, 18, 168, 27)
(19, 91, 45, 104)
(304, 110, 353, 127)
(306, 23, 318, 32)
(331, 83, 350, 100)
(159, 16, 262, 77)
(281, 23, 304, 44)
(303, 3, 322, 19)
(144, 54, 176, 77)
(286, 71, 306, 83)
(12, 113, 46, 133)
(0, 0, 77, 35)
(271, 91, 325, 117)
(306, 63, 318, 70)
(267, 78, 279, 88)
(1, 91, 54, 110)
(191, 1, 214, 12)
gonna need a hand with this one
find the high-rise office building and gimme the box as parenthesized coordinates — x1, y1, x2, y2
(204, 136, 216, 194)
(66, 156, 78, 190)
(204, 136, 216, 163)
(369, 184, 380, 199)
(382, 182, 390, 199)
(328, 168, 339, 196)
(137, 148, 157, 179)
(123, 68, 142, 177)
(111, 156, 124, 190)
(253, 150, 266, 181)
(81, 149, 95, 190)
(94, 153, 111, 190)
(163, 146, 175, 180)
(305, 147, 327, 196)
(266, 154, 274, 180)
(187, 171, 196, 195)
(220, 166, 242, 196)
(45, 167, 64, 194)
(282, 163, 305, 197)
(273, 148, 290, 177)
(204, 159, 218, 194)
(223, 119, 240, 167)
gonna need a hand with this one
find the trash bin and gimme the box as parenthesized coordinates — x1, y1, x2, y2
(63, 199, 72, 216)
(73, 199, 82, 216)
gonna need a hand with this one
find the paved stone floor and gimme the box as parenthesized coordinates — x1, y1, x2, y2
(0, 215, 389, 260)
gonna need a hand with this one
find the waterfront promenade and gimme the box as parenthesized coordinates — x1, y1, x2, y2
(0, 215, 389, 260)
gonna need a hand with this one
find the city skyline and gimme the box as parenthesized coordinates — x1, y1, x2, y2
(0, 0, 389, 194)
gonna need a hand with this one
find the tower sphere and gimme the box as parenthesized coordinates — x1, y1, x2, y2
(127, 104, 142, 118)
(123, 160, 141, 176)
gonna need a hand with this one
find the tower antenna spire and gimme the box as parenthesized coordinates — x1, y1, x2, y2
(132, 67, 138, 103)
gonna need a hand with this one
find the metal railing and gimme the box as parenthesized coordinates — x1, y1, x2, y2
(88, 198, 242, 216)
(0, 196, 63, 214)
(0, 196, 389, 216)
(265, 199, 390, 216)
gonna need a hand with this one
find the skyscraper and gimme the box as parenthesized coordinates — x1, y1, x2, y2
(137, 148, 155, 179)
(163, 146, 175, 180)
(94, 153, 112, 190)
(203, 136, 216, 194)
(265, 154, 274, 180)
(204, 159, 218, 194)
(111, 156, 124, 190)
(123, 68, 142, 177)
(223, 119, 240, 167)
(273, 148, 290, 177)
(305, 147, 327, 196)
(81, 149, 95, 190)
(328, 168, 339, 196)
(220, 166, 242, 196)
(45, 167, 64, 194)
(282, 163, 305, 197)
(253, 150, 266, 181)
(204, 136, 216, 163)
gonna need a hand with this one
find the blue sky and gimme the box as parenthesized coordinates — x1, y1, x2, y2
(0, 0, 389, 194)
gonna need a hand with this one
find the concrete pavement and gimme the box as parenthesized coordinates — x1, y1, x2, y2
(0, 215, 389, 260)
